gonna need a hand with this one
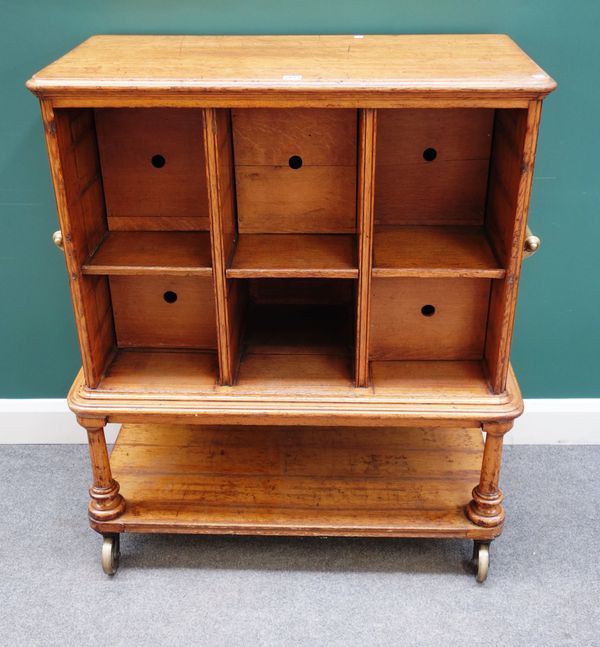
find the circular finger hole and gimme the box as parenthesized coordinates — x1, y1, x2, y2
(288, 155, 303, 169)
(421, 304, 436, 317)
(151, 154, 166, 168)
(422, 148, 437, 162)
(163, 290, 178, 304)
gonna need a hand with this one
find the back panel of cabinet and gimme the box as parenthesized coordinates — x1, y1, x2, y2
(110, 276, 216, 349)
(95, 108, 209, 231)
(375, 109, 494, 225)
(370, 278, 490, 360)
(232, 109, 358, 233)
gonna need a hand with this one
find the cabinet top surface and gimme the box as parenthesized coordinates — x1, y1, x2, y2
(27, 34, 555, 104)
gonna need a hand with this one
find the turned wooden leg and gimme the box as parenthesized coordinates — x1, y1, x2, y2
(466, 421, 513, 528)
(78, 417, 125, 522)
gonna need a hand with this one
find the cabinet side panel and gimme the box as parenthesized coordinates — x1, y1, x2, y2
(204, 108, 244, 384)
(42, 102, 115, 387)
(485, 103, 542, 392)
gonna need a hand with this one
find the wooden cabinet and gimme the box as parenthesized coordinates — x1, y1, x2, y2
(28, 34, 555, 580)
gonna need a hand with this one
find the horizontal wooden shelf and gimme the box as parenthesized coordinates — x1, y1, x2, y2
(98, 354, 493, 400)
(237, 352, 355, 394)
(372, 226, 505, 278)
(94, 423, 495, 539)
(92, 350, 496, 404)
(82, 231, 212, 276)
(97, 350, 218, 393)
(370, 360, 493, 399)
(227, 234, 358, 279)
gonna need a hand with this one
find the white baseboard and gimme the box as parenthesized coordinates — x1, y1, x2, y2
(0, 398, 598, 444)
(510, 399, 600, 444)
(0, 400, 120, 444)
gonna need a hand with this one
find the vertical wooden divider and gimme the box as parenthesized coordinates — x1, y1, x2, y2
(355, 109, 377, 387)
(203, 108, 240, 385)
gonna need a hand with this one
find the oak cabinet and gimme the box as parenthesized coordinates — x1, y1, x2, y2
(28, 34, 555, 580)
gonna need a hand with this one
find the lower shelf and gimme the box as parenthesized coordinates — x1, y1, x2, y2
(94, 424, 499, 540)
(93, 349, 491, 397)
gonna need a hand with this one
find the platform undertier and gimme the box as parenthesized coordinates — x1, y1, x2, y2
(91, 423, 500, 540)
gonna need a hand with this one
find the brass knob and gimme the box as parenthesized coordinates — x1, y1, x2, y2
(523, 225, 541, 258)
(52, 230, 64, 250)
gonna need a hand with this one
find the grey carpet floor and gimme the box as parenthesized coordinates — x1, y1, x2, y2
(0, 445, 599, 647)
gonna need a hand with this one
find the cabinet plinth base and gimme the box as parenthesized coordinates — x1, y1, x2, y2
(90, 423, 502, 541)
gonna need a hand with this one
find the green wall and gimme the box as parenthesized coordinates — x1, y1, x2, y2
(2, 1, 598, 398)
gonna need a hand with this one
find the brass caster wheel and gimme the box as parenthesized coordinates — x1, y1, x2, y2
(101, 535, 120, 576)
(472, 541, 490, 583)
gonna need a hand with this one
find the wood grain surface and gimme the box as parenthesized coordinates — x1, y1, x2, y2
(373, 226, 505, 278)
(370, 277, 491, 360)
(109, 276, 217, 349)
(96, 350, 218, 392)
(232, 108, 357, 166)
(43, 104, 115, 387)
(235, 166, 357, 234)
(95, 108, 209, 230)
(27, 35, 556, 107)
(29, 35, 555, 551)
(83, 231, 212, 276)
(355, 109, 377, 387)
(203, 108, 242, 385)
(371, 360, 492, 398)
(228, 234, 357, 278)
(69, 357, 523, 427)
(91, 423, 498, 538)
(484, 104, 542, 393)
(375, 109, 494, 226)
